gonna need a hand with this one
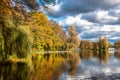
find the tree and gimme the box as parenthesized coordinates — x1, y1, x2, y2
(114, 40, 120, 49)
(99, 36, 102, 49)
(99, 35, 109, 50)
(104, 36, 109, 49)
(0, 0, 35, 59)
(67, 26, 80, 50)
(0, 0, 57, 59)
(79, 40, 95, 50)
(28, 12, 67, 51)
(50, 20, 67, 50)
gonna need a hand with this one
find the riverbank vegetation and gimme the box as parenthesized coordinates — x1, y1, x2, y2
(79, 36, 110, 50)
(0, 0, 80, 61)
(0, 0, 116, 61)
(114, 40, 120, 49)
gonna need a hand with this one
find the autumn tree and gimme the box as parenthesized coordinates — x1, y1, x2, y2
(99, 36, 109, 50)
(0, 0, 33, 59)
(0, 0, 56, 59)
(50, 20, 67, 50)
(28, 12, 67, 51)
(99, 36, 102, 49)
(93, 42, 99, 50)
(104, 36, 109, 49)
(114, 40, 120, 49)
(79, 40, 96, 50)
(67, 26, 80, 50)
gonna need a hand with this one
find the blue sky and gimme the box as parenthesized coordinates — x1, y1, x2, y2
(40, 0, 120, 43)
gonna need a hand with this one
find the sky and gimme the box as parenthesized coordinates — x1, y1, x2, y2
(41, 0, 120, 43)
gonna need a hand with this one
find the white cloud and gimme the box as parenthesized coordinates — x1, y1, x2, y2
(96, 10, 119, 24)
(109, 8, 120, 17)
(44, 0, 120, 17)
(100, 25, 120, 32)
(42, 0, 120, 43)
(58, 12, 120, 42)
(109, 37, 120, 40)
(114, 10, 120, 14)
(104, 0, 120, 6)
(45, 3, 62, 14)
(59, 14, 94, 28)
(74, 24, 120, 42)
(81, 10, 119, 24)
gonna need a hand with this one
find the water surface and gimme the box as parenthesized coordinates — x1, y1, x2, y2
(0, 50, 120, 80)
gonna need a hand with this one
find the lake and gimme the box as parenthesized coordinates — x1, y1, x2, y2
(0, 50, 120, 80)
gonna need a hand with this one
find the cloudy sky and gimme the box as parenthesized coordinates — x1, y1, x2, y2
(42, 0, 120, 43)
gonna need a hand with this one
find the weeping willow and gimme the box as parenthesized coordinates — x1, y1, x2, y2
(0, 28, 4, 60)
(15, 25, 33, 58)
(0, 14, 33, 60)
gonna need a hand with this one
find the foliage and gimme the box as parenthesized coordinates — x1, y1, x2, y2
(80, 41, 95, 50)
(114, 40, 120, 48)
(28, 12, 67, 51)
(99, 36, 109, 49)
(0, 0, 67, 60)
(50, 20, 67, 50)
(0, 16, 33, 59)
(0, 0, 33, 60)
(79, 36, 109, 50)
(0, 0, 113, 61)
(66, 26, 80, 50)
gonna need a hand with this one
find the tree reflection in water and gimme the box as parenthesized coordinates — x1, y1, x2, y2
(0, 53, 80, 80)
(31, 53, 66, 80)
(66, 53, 80, 76)
(0, 62, 31, 80)
(31, 53, 80, 80)
(79, 50, 110, 65)
(0, 51, 120, 80)
(114, 51, 120, 60)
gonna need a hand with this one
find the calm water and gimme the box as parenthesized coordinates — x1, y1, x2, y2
(0, 50, 120, 80)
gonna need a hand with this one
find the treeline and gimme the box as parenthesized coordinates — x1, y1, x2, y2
(0, 0, 113, 61)
(114, 40, 120, 49)
(79, 36, 110, 50)
(0, 0, 80, 60)
(29, 12, 80, 51)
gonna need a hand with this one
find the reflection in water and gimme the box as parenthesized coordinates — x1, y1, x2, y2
(0, 62, 31, 80)
(66, 53, 80, 76)
(59, 50, 120, 80)
(30, 53, 66, 80)
(99, 50, 109, 65)
(95, 50, 110, 65)
(0, 51, 120, 80)
(79, 50, 110, 64)
(79, 50, 94, 60)
(114, 51, 120, 60)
